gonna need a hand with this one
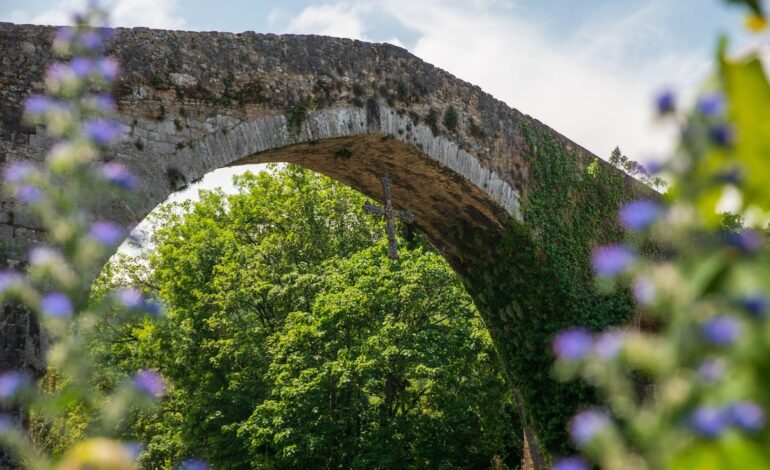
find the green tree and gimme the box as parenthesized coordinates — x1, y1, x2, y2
(85, 165, 521, 469)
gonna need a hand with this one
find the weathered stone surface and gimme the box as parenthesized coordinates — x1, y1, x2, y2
(0, 22, 652, 462)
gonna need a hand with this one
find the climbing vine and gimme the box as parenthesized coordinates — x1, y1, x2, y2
(453, 122, 646, 456)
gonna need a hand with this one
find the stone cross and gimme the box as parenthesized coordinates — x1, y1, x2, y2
(363, 175, 415, 260)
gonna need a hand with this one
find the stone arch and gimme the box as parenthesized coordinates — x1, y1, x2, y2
(0, 22, 653, 457)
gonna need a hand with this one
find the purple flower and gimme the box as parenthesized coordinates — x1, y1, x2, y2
(0, 271, 23, 294)
(592, 245, 635, 277)
(725, 229, 764, 254)
(553, 328, 593, 361)
(41, 292, 73, 318)
(70, 57, 93, 78)
(78, 31, 104, 50)
(655, 90, 675, 114)
(102, 162, 137, 190)
(691, 406, 730, 438)
(0, 371, 26, 399)
(88, 93, 116, 113)
(642, 160, 664, 175)
(45, 62, 75, 85)
(3, 162, 34, 183)
(620, 199, 663, 231)
(83, 118, 122, 146)
(697, 359, 725, 383)
(133, 370, 165, 398)
(124, 442, 144, 460)
(697, 93, 725, 117)
(53, 27, 75, 47)
(553, 457, 589, 470)
(702, 315, 741, 346)
(180, 458, 209, 470)
(24, 95, 55, 117)
(740, 294, 768, 317)
(115, 288, 144, 309)
(16, 185, 43, 203)
(29, 246, 61, 266)
(595, 331, 624, 359)
(570, 409, 610, 446)
(730, 402, 765, 432)
(96, 57, 120, 81)
(633, 278, 656, 305)
(89, 221, 124, 246)
(114, 288, 161, 315)
(710, 124, 735, 147)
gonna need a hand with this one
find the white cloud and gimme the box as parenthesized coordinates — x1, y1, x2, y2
(5, 0, 185, 29)
(284, 0, 710, 162)
(285, 3, 368, 40)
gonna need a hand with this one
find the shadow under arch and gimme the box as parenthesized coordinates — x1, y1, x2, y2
(0, 23, 655, 460)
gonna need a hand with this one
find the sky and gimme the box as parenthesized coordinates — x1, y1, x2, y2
(0, 0, 757, 201)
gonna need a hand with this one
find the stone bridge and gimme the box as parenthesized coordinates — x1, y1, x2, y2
(0, 22, 651, 459)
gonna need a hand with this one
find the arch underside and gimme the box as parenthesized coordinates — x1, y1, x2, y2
(234, 135, 510, 271)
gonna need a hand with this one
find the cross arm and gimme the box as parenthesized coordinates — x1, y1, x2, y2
(363, 202, 386, 215)
(396, 210, 415, 224)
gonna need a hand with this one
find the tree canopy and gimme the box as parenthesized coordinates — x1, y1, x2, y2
(76, 165, 522, 469)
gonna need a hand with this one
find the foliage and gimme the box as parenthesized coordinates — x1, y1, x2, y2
(85, 166, 522, 469)
(0, 7, 166, 469)
(551, 3, 770, 469)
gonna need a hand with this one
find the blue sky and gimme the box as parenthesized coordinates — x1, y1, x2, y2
(1, 1, 762, 202)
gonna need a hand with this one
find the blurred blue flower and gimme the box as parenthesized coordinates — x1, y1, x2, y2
(97, 57, 120, 81)
(124, 442, 145, 460)
(133, 369, 165, 398)
(0, 271, 23, 294)
(691, 406, 730, 438)
(89, 221, 124, 246)
(725, 229, 764, 254)
(115, 288, 143, 309)
(553, 328, 593, 361)
(570, 409, 610, 446)
(29, 246, 61, 266)
(642, 160, 664, 175)
(697, 93, 725, 117)
(633, 278, 656, 305)
(710, 124, 735, 147)
(595, 331, 624, 359)
(697, 359, 725, 383)
(88, 93, 116, 113)
(620, 199, 663, 231)
(553, 456, 589, 470)
(656, 90, 675, 114)
(592, 245, 635, 277)
(41, 292, 74, 318)
(102, 162, 137, 190)
(3, 162, 34, 183)
(78, 31, 104, 50)
(179, 458, 209, 470)
(24, 95, 55, 117)
(45, 62, 75, 85)
(70, 57, 93, 78)
(16, 185, 43, 203)
(740, 294, 768, 317)
(83, 118, 122, 146)
(0, 371, 26, 400)
(702, 315, 741, 345)
(730, 401, 766, 432)
(53, 27, 75, 46)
